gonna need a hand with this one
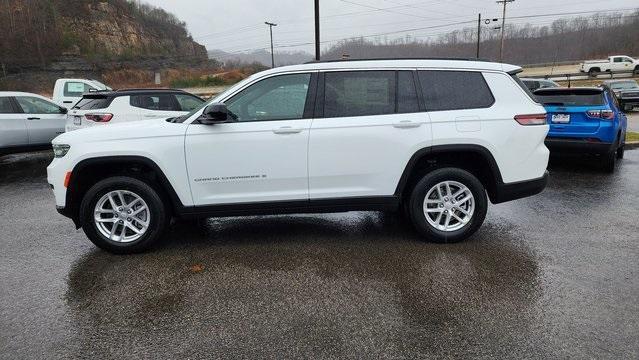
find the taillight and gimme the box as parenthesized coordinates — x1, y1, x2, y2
(514, 113, 547, 126)
(586, 109, 614, 120)
(600, 110, 614, 120)
(85, 113, 113, 122)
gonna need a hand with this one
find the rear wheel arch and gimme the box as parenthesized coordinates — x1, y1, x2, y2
(395, 145, 503, 204)
(65, 156, 182, 227)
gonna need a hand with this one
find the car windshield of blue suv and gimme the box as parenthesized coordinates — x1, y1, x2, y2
(534, 90, 605, 106)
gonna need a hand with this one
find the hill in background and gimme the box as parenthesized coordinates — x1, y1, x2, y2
(208, 49, 313, 68)
(0, 0, 208, 71)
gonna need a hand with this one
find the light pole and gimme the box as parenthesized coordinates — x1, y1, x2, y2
(314, 0, 320, 61)
(496, 0, 514, 62)
(265, 21, 277, 68)
(477, 16, 498, 59)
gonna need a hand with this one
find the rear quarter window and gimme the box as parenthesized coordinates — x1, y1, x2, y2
(0, 97, 16, 113)
(418, 71, 494, 111)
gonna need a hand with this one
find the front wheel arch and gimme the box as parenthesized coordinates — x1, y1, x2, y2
(65, 156, 183, 227)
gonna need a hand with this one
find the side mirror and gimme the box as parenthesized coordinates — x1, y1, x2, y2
(198, 103, 233, 125)
(59, 107, 68, 114)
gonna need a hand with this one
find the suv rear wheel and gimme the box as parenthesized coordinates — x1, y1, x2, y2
(79, 176, 169, 254)
(408, 168, 487, 243)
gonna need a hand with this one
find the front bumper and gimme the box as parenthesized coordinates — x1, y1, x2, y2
(492, 171, 549, 204)
(545, 137, 615, 155)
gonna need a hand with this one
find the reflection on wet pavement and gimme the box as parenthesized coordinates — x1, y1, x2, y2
(1, 150, 638, 358)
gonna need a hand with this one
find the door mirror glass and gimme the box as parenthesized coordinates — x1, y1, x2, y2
(198, 103, 235, 125)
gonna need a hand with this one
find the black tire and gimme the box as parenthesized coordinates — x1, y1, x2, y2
(602, 151, 616, 173)
(588, 68, 599, 78)
(407, 168, 487, 244)
(617, 144, 625, 159)
(79, 176, 169, 254)
(634, 66, 639, 75)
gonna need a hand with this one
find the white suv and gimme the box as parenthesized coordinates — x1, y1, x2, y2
(65, 89, 204, 132)
(47, 59, 549, 253)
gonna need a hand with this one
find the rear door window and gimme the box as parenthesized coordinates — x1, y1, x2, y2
(130, 94, 179, 111)
(0, 97, 17, 113)
(418, 71, 494, 111)
(397, 71, 420, 113)
(324, 71, 396, 118)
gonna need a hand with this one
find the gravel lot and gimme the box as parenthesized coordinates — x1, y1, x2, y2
(1, 150, 638, 359)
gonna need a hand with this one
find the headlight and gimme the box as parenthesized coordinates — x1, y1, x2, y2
(52, 144, 70, 158)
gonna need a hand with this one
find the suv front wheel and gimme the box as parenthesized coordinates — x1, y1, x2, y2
(408, 168, 488, 243)
(79, 176, 169, 254)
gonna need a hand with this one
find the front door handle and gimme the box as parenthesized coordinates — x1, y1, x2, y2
(393, 120, 421, 129)
(63, 101, 73, 104)
(27, 117, 40, 120)
(273, 126, 303, 134)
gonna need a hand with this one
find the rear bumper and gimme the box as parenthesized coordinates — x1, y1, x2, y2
(492, 171, 549, 204)
(619, 98, 639, 106)
(545, 137, 615, 155)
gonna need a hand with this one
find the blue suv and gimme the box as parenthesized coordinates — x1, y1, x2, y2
(534, 87, 627, 172)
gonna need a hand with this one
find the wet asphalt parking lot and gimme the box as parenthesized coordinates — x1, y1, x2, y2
(1, 149, 638, 359)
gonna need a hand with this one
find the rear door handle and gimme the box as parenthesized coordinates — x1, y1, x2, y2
(273, 126, 303, 134)
(393, 120, 421, 129)
(27, 117, 40, 120)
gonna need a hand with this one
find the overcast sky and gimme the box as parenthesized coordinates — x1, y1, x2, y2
(145, 0, 638, 54)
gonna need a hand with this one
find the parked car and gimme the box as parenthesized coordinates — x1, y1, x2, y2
(48, 58, 549, 253)
(52, 79, 111, 108)
(534, 87, 627, 172)
(521, 78, 559, 91)
(601, 79, 639, 111)
(0, 92, 67, 156)
(65, 89, 205, 132)
(579, 55, 639, 77)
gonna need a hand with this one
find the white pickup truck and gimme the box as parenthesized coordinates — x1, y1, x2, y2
(52, 78, 111, 108)
(580, 55, 639, 76)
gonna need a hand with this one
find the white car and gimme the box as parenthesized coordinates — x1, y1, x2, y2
(65, 89, 205, 132)
(52, 78, 111, 108)
(47, 58, 549, 253)
(0, 92, 67, 156)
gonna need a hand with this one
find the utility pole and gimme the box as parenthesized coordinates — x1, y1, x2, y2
(497, 0, 514, 62)
(476, 13, 481, 58)
(314, 0, 320, 61)
(265, 22, 277, 68)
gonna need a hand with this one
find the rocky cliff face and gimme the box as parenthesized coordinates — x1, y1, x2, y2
(61, 1, 207, 63)
(0, 0, 208, 70)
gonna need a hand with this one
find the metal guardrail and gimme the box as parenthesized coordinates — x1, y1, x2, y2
(524, 69, 638, 85)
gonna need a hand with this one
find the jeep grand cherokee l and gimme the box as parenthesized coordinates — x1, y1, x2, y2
(47, 59, 549, 253)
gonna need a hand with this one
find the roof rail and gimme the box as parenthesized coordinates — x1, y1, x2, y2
(304, 57, 492, 64)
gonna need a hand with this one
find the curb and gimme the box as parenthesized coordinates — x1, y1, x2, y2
(626, 141, 639, 150)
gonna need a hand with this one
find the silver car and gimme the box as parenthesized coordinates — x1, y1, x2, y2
(0, 92, 67, 156)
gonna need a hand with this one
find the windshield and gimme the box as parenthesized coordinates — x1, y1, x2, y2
(535, 92, 605, 106)
(88, 80, 110, 90)
(610, 81, 639, 90)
